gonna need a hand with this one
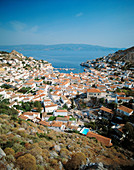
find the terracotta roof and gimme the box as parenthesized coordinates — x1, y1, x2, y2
(45, 104, 57, 107)
(23, 112, 34, 116)
(100, 106, 113, 114)
(86, 131, 112, 146)
(56, 110, 67, 112)
(19, 114, 28, 120)
(87, 88, 101, 93)
(117, 105, 133, 114)
(117, 97, 131, 100)
(116, 92, 125, 95)
(51, 121, 63, 127)
(39, 120, 50, 127)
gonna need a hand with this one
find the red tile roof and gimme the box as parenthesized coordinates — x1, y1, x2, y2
(56, 109, 68, 112)
(117, 105, 133, 114)
(87, 88, 101, 93)
(100, 106, 113, 114)
(51, 121, 63, 127)
(19, 114, 28, 120)
(39, 120, 50, 127)
(86, 131, 112, 146)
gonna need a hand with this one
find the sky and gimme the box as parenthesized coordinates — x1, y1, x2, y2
(0, 0, 134, 48)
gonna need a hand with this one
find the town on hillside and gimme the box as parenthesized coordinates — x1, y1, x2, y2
(0, 48, 134, 150)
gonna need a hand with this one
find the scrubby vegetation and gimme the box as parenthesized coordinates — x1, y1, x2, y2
(0, 114, 134, 169)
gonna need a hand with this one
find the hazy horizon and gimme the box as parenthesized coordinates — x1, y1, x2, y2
(0, 43, 126, 49)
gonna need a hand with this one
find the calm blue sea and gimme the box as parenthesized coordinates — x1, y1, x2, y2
(0, 46, 117, 73)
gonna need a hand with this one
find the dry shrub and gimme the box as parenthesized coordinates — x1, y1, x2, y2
(0, 162, 7, 170)
(24, 142, 31, 149)
(4, 147, 15, 156)
(30, 142, 39, 149)
(38, 125, 46, 131)
(42, 153, 49, 162)
(0, 134, 7, 141)
(6, 154, 15, 163)
(82, 148, 90, 157)
(42, 149, 50, 157)
(27, 121, 37, 128)
(45, 141, 54, 149)
(36, 164, 44, 170)
(88, 151, 94, 161)
(7, 133, 14, 139)
(17, 153, 36, 170)
(30, 145, 42, 158)
(10, 127, 18, 133)
(17, 130, 28, 138)
(48, 130, 57, 140)
(65, 152, 86, 170)
(38, 140, 47, 149)
(42, 149, 51, 163)
(0, 118, 4, 123)
(0, 114, 9, 119)
(15, 152, 24, 159)
(60, 148, 70, 159)
(61, 158, 68, 165)
(49, 158, 60, 170)
(36, 165, 44, 170)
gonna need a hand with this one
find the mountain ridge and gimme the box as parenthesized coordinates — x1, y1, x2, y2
(0, 44, 122, 52)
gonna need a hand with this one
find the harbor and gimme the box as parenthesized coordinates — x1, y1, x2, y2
(54, 68, 75, 71)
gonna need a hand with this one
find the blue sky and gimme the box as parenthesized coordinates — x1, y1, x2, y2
(0, 0, 134, 47)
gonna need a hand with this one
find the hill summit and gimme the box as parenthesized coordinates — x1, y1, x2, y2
(111, 46, 134, 63)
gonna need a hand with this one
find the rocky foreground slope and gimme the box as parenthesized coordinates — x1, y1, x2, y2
(0, 114, 134, 170)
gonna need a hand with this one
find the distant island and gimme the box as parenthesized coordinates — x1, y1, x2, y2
(0, 43, 121, 52)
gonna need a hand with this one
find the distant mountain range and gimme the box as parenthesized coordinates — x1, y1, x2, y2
(0, 44, 122, 52)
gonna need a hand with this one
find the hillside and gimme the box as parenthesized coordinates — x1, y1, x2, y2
(0, 114, 134, 170)
(111, 46, 134, 63)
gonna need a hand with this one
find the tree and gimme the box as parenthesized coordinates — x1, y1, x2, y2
(1, 84, 11, 89)
(92, 84, 96, 88)
(123, 122, 134, 139)
(49, 89, 53, 92)
(99, 98, 105, 104)
(108, 102, 117, 110)
(0, 103, 18, 115)
(84, 122, 96, 130)
(34, 101, 42, 112)
(17, 153, 36, 170)
(121, 77, 124, 82)
(71, 98, 75, 109)
(18, 87, 31, 94)
(116, 88, 121, 93)
(48, 116, 56, 121)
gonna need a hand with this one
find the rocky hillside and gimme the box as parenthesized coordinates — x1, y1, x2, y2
(111, 46, 134, 63)
(0, 114, 134, 170)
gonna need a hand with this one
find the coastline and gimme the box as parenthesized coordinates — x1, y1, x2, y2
(0, 45, 118, 73)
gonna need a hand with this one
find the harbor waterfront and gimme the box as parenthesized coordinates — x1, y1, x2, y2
(0, 45, 118, 73)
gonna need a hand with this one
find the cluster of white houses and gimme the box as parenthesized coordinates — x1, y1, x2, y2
(0, 50, 134, 145)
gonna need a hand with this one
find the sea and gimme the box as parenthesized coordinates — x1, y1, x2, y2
(0, 46, 117, 73)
